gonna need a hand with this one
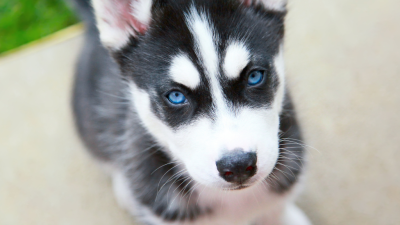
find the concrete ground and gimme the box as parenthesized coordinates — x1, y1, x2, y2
(1, 0, 399, 224)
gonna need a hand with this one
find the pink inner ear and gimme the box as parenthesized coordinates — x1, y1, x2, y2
(113, 0, 147, 35)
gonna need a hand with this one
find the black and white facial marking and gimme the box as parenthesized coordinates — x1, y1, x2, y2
(93, 0, 287, 190)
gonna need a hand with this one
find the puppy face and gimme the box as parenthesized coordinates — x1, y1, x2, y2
(93, 0, 286, 190)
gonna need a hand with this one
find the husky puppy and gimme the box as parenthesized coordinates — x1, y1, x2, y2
(72, 0, 310, 224)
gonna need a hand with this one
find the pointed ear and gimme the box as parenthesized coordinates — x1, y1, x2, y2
(241, 0, 287, 11)
(92, 0, 152, 50)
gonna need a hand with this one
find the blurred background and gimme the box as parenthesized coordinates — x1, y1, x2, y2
(0, 0, 399, 224)
(0, 0, 77, 54)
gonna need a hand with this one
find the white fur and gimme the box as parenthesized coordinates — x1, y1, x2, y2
(223, 42, 250, 79)
(92, 0, 133, 49)
(124, 5, 300, 225)
(242, 0, 287, 11)
(169, 54, 201, 89)
(111, 168, 173, 223)
(112, 170, 138, 215)
(185, 7, 228, 114)
(90, 1, 309, 224)
(184, 7, 234, 135)
(131, 0, 152, 26)
(129, 83, 170, 149)
(259, 0, 287, 11)
(185, 7, 219, 79)
(92, 0, 152, 50)
(129, 84, 281, 191)
(283, 203, 312, 225)
(111, 170, 309, 225)
(128, 7, 284, 191)
(185, 9, 236, 131)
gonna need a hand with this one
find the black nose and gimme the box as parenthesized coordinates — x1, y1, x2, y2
(216, 149, 257, 184)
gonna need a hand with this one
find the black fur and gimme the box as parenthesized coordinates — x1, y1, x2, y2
(112, 0, 285, 128)
(271, 94, 305, 193)
(71, 0, 303, 223)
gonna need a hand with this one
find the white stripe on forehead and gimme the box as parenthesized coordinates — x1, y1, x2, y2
(185, 6, 218, 77)
(185, 6, 228, 114)
(223, 42, 250, 79)
(169, 54, 200, 89)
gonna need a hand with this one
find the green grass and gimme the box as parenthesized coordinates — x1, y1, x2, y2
(0, 0, 79, 54)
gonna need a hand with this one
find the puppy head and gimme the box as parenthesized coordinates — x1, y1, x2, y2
(93, 0, 286, 190)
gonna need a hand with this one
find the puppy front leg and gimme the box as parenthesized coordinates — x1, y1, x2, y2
(282, 203, 311, 225)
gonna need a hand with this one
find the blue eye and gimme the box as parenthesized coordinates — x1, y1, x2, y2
(248, 70, 264, 86)
(167, 91, 186, 104)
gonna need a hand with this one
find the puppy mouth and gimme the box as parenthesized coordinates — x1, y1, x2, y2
(222, 182, 255, 191)
(228, 185, 249, 190)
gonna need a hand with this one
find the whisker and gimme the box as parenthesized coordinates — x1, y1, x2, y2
(274, 167, 295, 179)
(275, 162, 296, 177)
(157, 163, 182, 189)
(281, 138, 320, 153)
(151, 162, 177, 175)
(169, 177, 193, 208)
(164, 169, 188, 199)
